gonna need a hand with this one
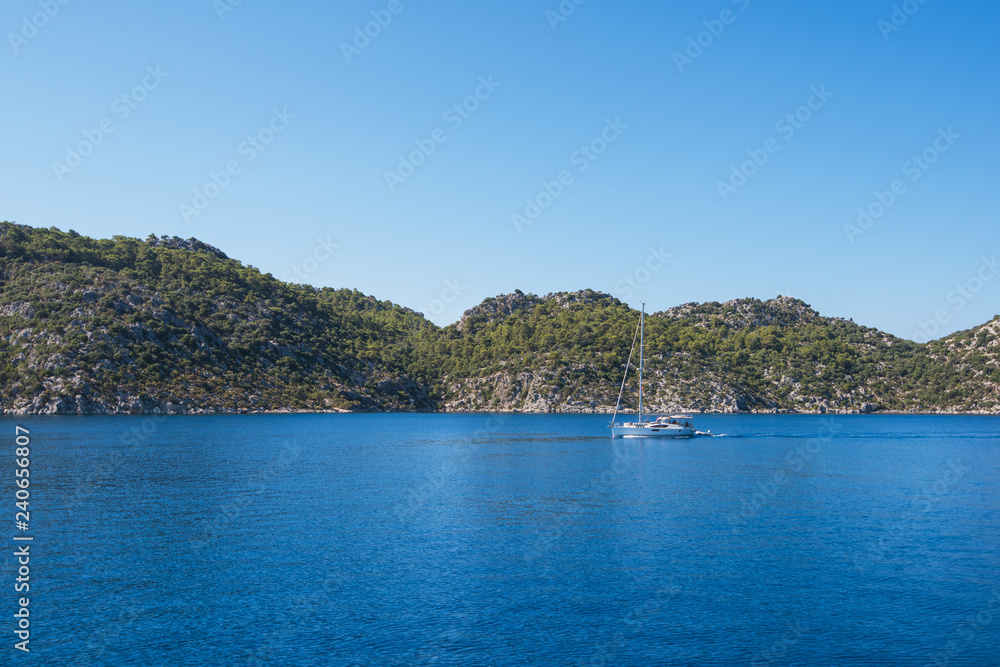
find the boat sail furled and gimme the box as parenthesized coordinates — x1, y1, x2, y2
(609, 303, 697, 438)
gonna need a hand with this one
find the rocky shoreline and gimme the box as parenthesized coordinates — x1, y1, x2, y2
(4, 402, 997, 417)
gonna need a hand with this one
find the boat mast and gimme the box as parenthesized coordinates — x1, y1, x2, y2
(638, 303, 644, 424)
(611, 315, 641, 426)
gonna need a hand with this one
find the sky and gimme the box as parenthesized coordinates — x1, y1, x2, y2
(2, 0, 998, 341)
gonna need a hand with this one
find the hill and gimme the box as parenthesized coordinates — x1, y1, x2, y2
(1, 222, 997, 415)
(426, 290, 998, 414)
(0, 222, 436, 414)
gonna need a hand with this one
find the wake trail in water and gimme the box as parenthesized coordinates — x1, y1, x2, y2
(696, 432, 999, 440)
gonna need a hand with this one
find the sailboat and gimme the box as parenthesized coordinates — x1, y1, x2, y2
(609, 303, 697, 438)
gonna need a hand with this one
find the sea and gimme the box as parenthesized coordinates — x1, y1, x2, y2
(3, 413, 999, 666)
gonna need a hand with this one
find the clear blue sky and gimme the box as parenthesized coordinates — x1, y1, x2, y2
(3, 0, 998, 341)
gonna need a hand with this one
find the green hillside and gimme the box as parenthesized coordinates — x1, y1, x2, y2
(424, 290, 998, 413)
(0, 222, 437, 413)
(1, 222, 997, 415)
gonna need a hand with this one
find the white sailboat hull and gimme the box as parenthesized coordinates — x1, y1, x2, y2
(611, 423, 695, 438)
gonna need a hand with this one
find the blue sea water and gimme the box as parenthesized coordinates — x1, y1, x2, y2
(3, 414, 1000, 666)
